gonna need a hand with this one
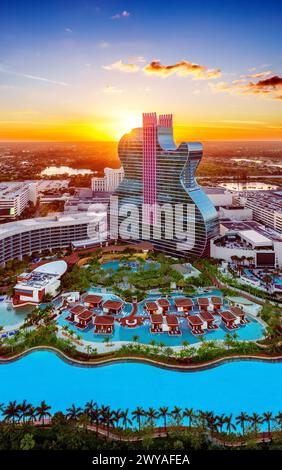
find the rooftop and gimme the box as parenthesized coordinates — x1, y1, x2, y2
(220, 220, 282, 243)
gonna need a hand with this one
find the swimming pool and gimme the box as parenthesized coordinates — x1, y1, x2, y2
(0, 302, 32, 328)
(0, 351, 281, 417)
(101, 260, 159, 272)
(57, 310, 264, 345)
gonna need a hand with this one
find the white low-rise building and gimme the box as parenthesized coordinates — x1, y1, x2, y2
(211, 220, 282, 268)
(0, 181, 38, 220)
(13, 260, 67, 306)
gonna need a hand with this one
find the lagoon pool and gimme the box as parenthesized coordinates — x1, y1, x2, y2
(0, 351, 281, 416)
(101, 260, 159, 272)
(58, 311, 264, 345)
(0, 303, 31, 328)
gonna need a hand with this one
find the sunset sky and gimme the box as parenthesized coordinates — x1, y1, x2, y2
(0, 0, 281, 141)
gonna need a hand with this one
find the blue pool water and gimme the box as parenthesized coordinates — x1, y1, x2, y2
(58, 309, 264, 345)
(101, 260, 159, 272)
(0, 351, 281, 416)
(0, 303, 31, 327)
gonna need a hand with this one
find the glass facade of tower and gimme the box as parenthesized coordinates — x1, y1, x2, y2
(112, 113, 219, 257)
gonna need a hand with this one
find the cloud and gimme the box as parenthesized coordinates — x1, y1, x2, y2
(241, 70, 272, 79)
(210, 75, 282, 100)
(102, 85, 123, 94)
(65, 28, 73, 33)
(111, 10, 130, 20)
(103, 60, 139, 72)
(143, 60, 221, 80)
(0, 65, 69, 86)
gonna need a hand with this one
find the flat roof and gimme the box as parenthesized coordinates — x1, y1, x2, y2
(238, 229, 272, 246)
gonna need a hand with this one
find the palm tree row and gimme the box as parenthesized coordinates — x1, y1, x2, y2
(1, 400, 282, 437)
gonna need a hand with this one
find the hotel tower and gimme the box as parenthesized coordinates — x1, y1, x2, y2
(112, 113, 219, 257)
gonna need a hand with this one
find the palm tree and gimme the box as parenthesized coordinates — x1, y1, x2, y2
(90, 407, 101, 435)
(275, 411, 282, 431)
(113, 408, 123, 429)
(100, 405, 115, 438)
(217, 414, 226, 434)
(183, 408, 195, 428)
(120, 408, 132, 430)
(146, 407, 158, 427)
(84, 400, 97, 424)
(224, 414, 236, 434)
(263, 411, 273, 434)
(26, 405, 37, 423)
(36, 400, 51, 425)
(66, 404, 82, 421)
(158, 406, 169, 431)
(19, 399, 31, 423)
(132, 406, 144, 432)
(249, 412, 263, 433)
(3, 401, 20, 423)
(235, 411, 249, 435)
(181, 340, 189, 349)
(133, 335, 139, 344)
(206, 412, 219, 434)
(170, 406, 182, 425)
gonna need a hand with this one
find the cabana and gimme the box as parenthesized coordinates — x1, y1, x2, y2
(211, 296, 223, 312)
(219, 310, 240, 330)
(197, 297, 209, 311)
(102, 300, 123, 314)
(230, 306, 250, 324)
(66, 304, 86, 322)
(75, 310, 93, 329)
(94, 315, 114, 334)
(144, 301, 159, 314)
(83, 294, 103, 308)
(157, 298, 170, 313)
(150, 314, 163, 333)
(199, 310, 218, 330)
(187, 315, 205, 335)
(174, 298, 193, 312)
(166, 315, 181, 336)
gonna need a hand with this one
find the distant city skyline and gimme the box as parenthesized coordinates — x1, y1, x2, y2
(0, 0, 281, 141)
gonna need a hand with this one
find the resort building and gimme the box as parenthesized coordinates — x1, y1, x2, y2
(211, 220, 282, 268)
(240, 191, 282, 234)
(94, 315, 114, 334)
(112, 112, 219, 257)
(13, 260, 67, 306)
(102, 300, 123, 314)
(0, 212, 107, 267)
(0, 181, 38, 220)
(174, 298, 193, 312)
(91, 167, 124, 192)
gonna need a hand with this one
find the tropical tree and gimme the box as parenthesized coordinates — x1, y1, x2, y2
(249, 412, 263, 433)
(120, 408, 132, 430)
(263, 411, 273, 434)
(158, 406, 169, 431)
(183, 408, 195, 428)
(170, 406, 182, 425)
(235, 411, 249, 435)
(2, 401, 20, 423)
(146, 407, 158, 427)
(66, 404, 82, 421)
(132, 406, 145, 432)
(224, 414, 236, 434)
(36, 401, 51, 425)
